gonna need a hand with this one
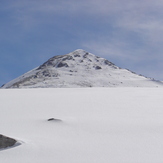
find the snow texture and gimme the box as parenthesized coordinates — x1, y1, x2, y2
(1, 88, 163, 163)
(2, 49, 163, 88)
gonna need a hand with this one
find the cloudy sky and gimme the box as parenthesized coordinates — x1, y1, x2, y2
(1, 0, 163, 86)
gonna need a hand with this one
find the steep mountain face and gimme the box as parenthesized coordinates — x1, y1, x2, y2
(1, 49, 163, 88)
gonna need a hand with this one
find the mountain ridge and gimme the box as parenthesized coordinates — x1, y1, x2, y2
(1, 49, 163, 88)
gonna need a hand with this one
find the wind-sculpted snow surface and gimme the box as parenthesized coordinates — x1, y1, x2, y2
(1, 88, 163, 163)
(2, 49, 163, 88)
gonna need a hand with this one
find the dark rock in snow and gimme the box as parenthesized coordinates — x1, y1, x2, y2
(83, 52, 89, 58)
(95, 66, 102, 70)
(74, 54, 81, 57)
(48, 118, 62, 122)
(104, 60, 114, 66)
(57, 62, 69, 68)
(62, 56, 73, 61)
(42, 70, 51, 77)
(0, 134, 16, 149)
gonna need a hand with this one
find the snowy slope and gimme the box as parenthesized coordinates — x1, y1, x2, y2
(1, 88, 163, 163)
(2, 49, 163, 88)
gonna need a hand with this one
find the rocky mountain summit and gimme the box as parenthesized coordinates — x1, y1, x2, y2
(1, 49, 163, 88)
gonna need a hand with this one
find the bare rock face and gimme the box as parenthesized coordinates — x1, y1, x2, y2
(0, 134, 16, 149)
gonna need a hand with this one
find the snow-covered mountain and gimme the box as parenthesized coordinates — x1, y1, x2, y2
(1, 49, 163, 88)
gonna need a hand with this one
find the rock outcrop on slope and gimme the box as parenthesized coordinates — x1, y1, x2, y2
(1, 49, 163, 88)
(0, 134, 16, 149)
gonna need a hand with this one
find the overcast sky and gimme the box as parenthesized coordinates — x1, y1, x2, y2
(1, 0, 163, 86)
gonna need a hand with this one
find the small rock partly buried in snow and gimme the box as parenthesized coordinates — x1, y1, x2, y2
(0, 134, 17, 149)
(48, 118, 62, 122)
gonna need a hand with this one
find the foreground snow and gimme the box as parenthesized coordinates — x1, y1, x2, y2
(1, 88, 163, 162)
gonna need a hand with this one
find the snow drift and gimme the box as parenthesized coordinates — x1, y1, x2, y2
(1, 88, 163, 163)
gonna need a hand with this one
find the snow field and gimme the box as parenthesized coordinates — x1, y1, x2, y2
(0, 88, 163, 163)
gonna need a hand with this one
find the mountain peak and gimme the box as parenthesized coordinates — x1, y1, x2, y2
(1, 50, 163, 88)
(37, 49, 116, 70)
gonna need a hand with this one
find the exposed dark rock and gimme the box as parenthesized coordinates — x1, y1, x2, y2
(42, 70, 51, 77)
(0, 135, 16, 149)
(95, 66, 102, 70)
(37, 60, 54, 70)
(126, 69, 136, 74)
(83, 53, 89, 58)
(74, 54, 80, 57)
(46, 61, 54, 67)
(53, 55, 64, 59)
(104, 60, 114, 66)
(62, 56, 73, 61)
(8, 76, 34, 88)
(57, 62, 69, 68)
(48, 118, 62, 122)
(37, 55, 66, 70)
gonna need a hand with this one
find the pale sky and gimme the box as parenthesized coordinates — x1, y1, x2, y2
(1, 0, 163, 86)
